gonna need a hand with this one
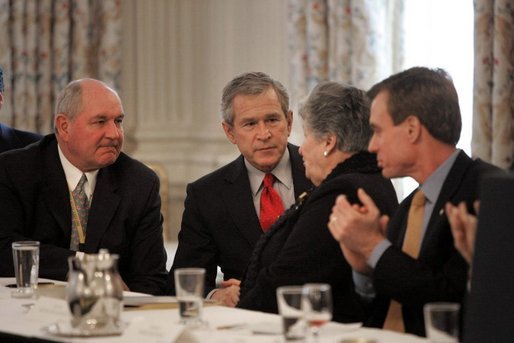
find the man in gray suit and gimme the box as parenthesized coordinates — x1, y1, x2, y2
(169, 72, 312, 306)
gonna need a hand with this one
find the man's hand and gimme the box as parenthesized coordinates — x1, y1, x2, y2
(446, 201, 479, 265)
(211, 278, 240, 307)
(328, 188, 388, 271)
(338, 242, 372, 275)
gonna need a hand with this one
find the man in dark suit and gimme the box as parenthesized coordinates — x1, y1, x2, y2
(0, 123, 42, 153)
(169, 72, 312, 306)
(0, 78, 168, 295)
(328, 67, 498, 336)
(0, 67, 42, 152)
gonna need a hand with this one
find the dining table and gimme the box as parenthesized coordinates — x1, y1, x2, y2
(0, 278, 428, 342)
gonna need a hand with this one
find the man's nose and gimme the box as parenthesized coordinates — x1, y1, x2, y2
(105, 121, 121, 139)
(256, 122, 271, 139)
(368, 134, 377, 152)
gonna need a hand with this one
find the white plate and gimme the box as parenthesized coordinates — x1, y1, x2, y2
(43, 321, 126, 337)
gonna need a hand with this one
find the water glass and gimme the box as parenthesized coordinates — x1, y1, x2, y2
(302, 283, 332, 340)
(174, 268, 206, 326)
(11, 241, 40, 298)
(424, 302, 460, 342)
(276, 286, 307, 341)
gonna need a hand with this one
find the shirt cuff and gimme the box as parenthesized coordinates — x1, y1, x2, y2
(368, 239, 392, 269)
(206, 288, 218, 299)
(353, 271, 375, 301)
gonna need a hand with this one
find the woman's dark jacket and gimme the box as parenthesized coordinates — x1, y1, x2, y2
(237, 152, 398, 323)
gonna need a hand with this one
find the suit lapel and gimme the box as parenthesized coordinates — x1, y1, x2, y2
(222, 156, 263, 247)
(419, 151, 473, 255)
(41, 139, 72, 240)
(222, 145, 312, 247)
(83, 166, 121, 252)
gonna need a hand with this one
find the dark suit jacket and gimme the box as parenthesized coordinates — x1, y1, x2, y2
(0, 135, 168, 295)
(168, 144, 312, 295)
(237, 152, 398, 323)
(0, 123, 42, 153)
(464, 172, 512, 343)
(367, 151, 499, 336)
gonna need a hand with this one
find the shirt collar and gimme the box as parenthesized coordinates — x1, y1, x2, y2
(419, 149, 460, 204)
(57, 144, 99, 198)
(245, 147, 293, 197)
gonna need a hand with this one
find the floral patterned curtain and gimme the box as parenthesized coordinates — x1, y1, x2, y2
(0, 0, 122, 134)
(287, 0, 404, 106)
(473, 0, 514, 169)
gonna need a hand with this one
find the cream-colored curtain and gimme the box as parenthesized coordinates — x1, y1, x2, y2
(473, 0, 514, 169)
(0, 0, 122, 134)
(288, 0, 404, 105)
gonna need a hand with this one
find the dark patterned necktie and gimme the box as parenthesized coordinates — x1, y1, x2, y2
(70, 174, 89, 251)
(259, 173, 285, 232)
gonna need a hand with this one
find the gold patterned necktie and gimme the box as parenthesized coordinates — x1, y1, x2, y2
(70, 174, 89, 251)
(383, 189, 426, 332)
(259, 173, 285, 232)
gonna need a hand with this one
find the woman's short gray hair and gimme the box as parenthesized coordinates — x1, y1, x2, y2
(299, 81, 371, 153)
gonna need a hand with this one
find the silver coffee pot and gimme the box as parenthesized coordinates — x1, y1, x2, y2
(66, 249, 123, 333)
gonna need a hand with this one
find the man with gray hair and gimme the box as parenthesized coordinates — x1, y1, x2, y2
(0, 78, 168, 295)
(0, 66, 42, 152)
(169, 72, 312, 306)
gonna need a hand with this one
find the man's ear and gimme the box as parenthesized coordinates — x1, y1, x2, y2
(0, 92, 4, 109)
(55, 114, 70, 140)
(222, 121, 236, 144)
(405, 115, 422, 142)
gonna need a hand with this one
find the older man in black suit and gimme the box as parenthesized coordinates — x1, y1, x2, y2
(328, 67, 499, 337)
(0, 67, 41, 152)
(169, 72, 312, 306)
(0, 78, 168, 295)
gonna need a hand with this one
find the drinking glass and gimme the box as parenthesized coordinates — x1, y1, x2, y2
(174, 268, 206, 327)
(424, 302, 460, 343)
(11, 241, 40, 298)
(302, 283, 332, 340)
(276, 286, 307, 341)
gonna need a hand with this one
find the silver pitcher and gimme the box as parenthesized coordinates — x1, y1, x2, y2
(66, 249, 123, 333)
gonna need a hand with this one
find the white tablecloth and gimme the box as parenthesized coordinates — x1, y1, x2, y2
(0, 278, 427, 342)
